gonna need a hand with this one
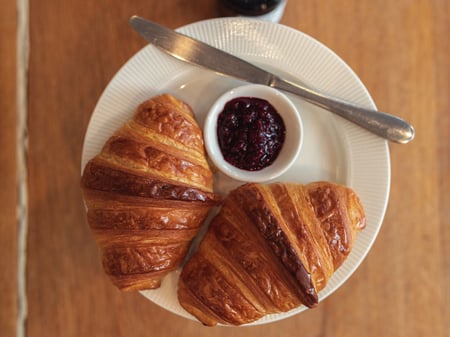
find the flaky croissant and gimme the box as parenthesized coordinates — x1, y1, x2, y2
(178, 182, 365, 326)
(81, 94, 221, 291)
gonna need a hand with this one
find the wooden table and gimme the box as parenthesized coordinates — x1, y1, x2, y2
(1, 0, 449, 336)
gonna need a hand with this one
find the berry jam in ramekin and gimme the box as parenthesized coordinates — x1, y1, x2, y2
(217, 96, 286, 171)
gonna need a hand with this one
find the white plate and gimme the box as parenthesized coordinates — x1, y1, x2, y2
(81, 18, 390, 325)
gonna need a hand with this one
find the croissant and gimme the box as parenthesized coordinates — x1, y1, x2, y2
(178, 181, 365, 326)
(81, 94, 221, 291)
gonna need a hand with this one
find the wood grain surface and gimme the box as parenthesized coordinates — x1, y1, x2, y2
(1, 0, 449, 336)
(0, 0, 17, 336)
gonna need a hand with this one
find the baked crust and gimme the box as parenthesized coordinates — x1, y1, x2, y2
(81, 94, 221, 291)
(178, 182, 365, 326)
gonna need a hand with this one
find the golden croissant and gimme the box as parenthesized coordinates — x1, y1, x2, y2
(81, 94, 221, 291)
(178, 182, 366, 326)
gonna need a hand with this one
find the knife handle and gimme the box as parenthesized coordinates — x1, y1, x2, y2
(272, 77, 415, 144)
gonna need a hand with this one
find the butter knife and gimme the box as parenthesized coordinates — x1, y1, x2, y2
(129, 16, 414, 144)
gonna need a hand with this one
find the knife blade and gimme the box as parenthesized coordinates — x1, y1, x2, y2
(129, 15, 414, 144)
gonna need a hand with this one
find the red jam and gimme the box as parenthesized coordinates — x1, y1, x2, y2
(217, 96, 286, 171)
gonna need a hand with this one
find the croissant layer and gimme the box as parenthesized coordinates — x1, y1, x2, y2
(178, 182, 365, 326)
(81, 94, 221, 291)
